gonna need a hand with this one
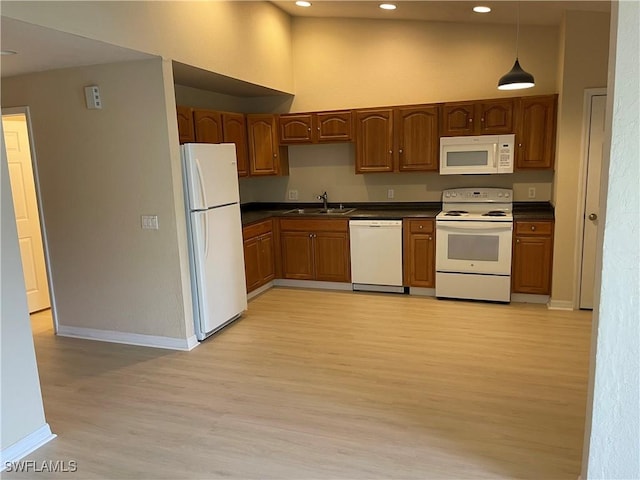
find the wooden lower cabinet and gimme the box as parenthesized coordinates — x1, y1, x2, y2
(242, 219, 275, 293)
(511, 220, 554, 294)
(403, 219, 435, 288)
(279, 218, 350, 282)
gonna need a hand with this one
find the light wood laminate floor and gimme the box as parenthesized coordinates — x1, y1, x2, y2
(11, 288, 592, 479)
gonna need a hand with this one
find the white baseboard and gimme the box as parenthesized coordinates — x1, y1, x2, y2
(0, 424, 56, 471)
(547, 299, 575, 310)
(57, 325, 198, 351)
(273, 279, 352, 291)
(409, 287, 436, 297)
(511, 293, 550, 304)
(247, 281, 274, 301)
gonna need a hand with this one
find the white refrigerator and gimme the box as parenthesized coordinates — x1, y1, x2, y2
(182, 143, 247, 341)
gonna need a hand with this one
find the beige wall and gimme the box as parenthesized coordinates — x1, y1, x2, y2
(240, 143, 553, 204)
(552, 11, 610, 306)
(289, 17, 559, 111)
(1, 59, 193, 340)
(1, 133, 50, 454)
(2, 1, 294, 94)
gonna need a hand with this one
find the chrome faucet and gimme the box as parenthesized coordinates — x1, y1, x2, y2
(317, 191, 328, 210)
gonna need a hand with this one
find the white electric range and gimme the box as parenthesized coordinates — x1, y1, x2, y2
(435, 188, 514, 302)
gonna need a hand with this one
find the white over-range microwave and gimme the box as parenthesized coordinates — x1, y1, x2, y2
(440, 134, 515, 175)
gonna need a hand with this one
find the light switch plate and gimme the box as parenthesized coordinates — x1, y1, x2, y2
(387, 188, 395, 199)
(141, 215, 159, 230)
(288, 189, 298, 201)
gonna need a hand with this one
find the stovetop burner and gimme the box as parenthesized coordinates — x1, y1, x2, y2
(445, 210, 469, 216)
(483, 210, 507, 217)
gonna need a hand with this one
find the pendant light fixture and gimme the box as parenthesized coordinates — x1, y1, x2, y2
(498, 2, 535, 90)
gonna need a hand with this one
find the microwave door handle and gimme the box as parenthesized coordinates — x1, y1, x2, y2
(493, 144, 497, 168)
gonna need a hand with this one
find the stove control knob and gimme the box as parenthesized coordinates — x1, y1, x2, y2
(452, 193, 457, 197)
(505, 192, 511, 198)
(498, 192, 503, 197)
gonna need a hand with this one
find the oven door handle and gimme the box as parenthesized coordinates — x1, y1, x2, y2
(437, 222, 512, 232)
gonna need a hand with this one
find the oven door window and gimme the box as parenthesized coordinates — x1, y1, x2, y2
(448, 234, 499, 261)
(435, 222, 513, 275)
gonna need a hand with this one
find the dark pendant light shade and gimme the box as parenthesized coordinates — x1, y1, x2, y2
(498, 2, 535, 90)
(498, 58, 535, 90)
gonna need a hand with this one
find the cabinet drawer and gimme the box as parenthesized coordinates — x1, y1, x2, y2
(406, 219, 434, 234)
(243, 219, 272, 239)
(515, 220, 554, 236)
(279, 218, 348, 233)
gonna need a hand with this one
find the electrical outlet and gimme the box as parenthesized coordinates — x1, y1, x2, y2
(387, 188, 395, 199)
(528, 187, 536, 199)
(288, 189, 298, 201)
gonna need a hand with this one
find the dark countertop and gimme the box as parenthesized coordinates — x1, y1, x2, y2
(513, 202, 555, 220)
(241, 201, 554, 225)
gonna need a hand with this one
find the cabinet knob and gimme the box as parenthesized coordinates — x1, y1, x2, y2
(428, 235, 432, 240)
(518, 143, 523, 148)
(530, 225, 536, 231)
(516, 238, 520, 243)
(419, 225, 423, 229)
(317, 127, 320, 131)
(308, 127, 311, 132)
(389, 150, 393, 154)
(468, 118, 473, 123)
(481, 117, 485, 122)
(399, 148, 403, 154)
(273, 153, 277, 158)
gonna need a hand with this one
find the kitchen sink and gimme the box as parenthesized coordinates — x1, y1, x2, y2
(283, 207, 356, 215)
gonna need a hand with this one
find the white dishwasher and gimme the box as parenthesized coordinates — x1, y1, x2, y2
(349, 219, 404, 293)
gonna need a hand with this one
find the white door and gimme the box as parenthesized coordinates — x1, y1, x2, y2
(190, 204, 247, 338)
(579, 94, 607, 309)
(182, 143, 239, 210)
(2, 113, 50, 312)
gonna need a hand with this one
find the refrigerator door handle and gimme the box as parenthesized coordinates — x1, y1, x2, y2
(203, 211, 209, 259)
(194, 158, 208, 209)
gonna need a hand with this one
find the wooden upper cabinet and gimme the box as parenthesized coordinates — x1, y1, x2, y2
(441, 99, 514, 136)
(193, 109, 223, 143)
(247, 114, 289, 176)
(222, 112, 249, 177)
(279, 111, 352, 144)
(441, 102, 476, 136)
(176, 106, 195, 144)
(354, 109, 394, 173)
(395, 105, 439, 172)
(279, 114, 313, 144)
(515, 95, 558, 170)
(315, 111, 352, 142)
(478, 99, 514, 135)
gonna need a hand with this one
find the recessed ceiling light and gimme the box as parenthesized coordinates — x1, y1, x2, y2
(295, 1, 311, 7)
(379, 3, 397, 10)
(1, 50, 17, 56)
(473, 6, 492, 13)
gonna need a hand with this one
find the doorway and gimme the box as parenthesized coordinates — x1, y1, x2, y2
(577, 89, 607, 310)
(2, 108, 53, 318)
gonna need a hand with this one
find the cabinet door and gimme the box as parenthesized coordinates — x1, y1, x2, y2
(478, 99, 514, 135)
(512, 236, 553, 294)
(515, 95, 557, 170)
(222, 113, 249, 177)
(280, 231, 314, 280)
(243, 237, 263, 292)
(258, 233, 275, 283)
(176, 106, 195, 144)
(396, 106, 439, 172)
(403, 220, 435, 287)
(355, 109, 394, 173)
(279, 114, 313, 144)
(441, 102, 476, 136)
(314, 232, 351, 282)
(315, 111, 353, 142)
(247, 114, 288, 176)
(194, 110, 224, 143)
